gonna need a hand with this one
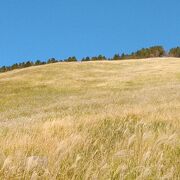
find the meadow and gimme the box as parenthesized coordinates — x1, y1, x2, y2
(0, 58, 180, 179)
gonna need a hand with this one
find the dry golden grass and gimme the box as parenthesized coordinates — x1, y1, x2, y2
(0, 58, 180, 179)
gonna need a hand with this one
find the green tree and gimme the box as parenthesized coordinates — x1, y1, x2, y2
(65, 56, 77, 62)
(113, 54, 121, 60)
(47, 58, 57, 64)
(169, 47, 180, 57)
(82, 57, 90, 61)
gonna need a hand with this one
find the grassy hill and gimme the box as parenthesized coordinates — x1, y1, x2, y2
(0, 58, 180, 179)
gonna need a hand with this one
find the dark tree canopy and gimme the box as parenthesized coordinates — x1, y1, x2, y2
(65, 56, 77, 62)
(169, 47, 180, 57)
(113, 46, 165, 60)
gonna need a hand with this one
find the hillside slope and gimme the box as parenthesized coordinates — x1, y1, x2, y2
(0, 58, 180, 179)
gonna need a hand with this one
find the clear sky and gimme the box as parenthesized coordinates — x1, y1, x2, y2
(0, 0, 180, 66)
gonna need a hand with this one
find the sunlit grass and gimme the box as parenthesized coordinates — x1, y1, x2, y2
(0, 58, 180, 179)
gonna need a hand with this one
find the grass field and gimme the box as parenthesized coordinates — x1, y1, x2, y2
(0, 58, 180, 179)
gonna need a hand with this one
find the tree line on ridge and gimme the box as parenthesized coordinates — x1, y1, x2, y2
(0, 46, 180, 73)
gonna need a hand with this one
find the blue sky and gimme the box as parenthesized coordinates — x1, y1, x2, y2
(0, 0, 180, 66)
